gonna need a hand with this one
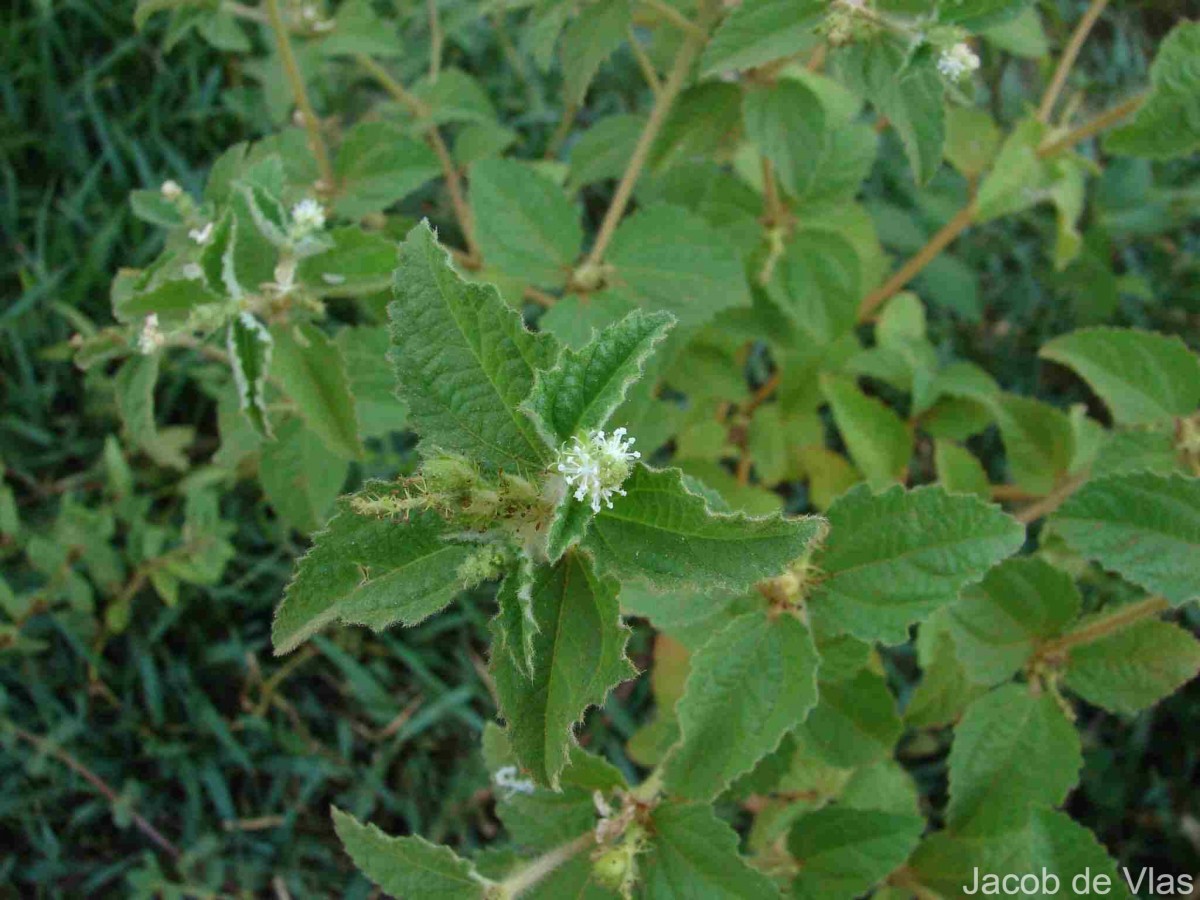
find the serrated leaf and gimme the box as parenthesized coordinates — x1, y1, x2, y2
(335, 326, 408, 438)
(471, 158, 583, 290)
(227, 312, 273, 439)
(1040, 327, 1200, 426)
(1064, 619, 1200, 714)
(272, 495, 477, 654)
(560, 0, 628, 106)
(766, 230, 861, 347)
(948, 557, 1080, 686)
(1104, 21, 1200, 160)
(836, 41, 944, 184)
(389, 220, 557, 474)
(939, 0, 1033, 30)
(906, 617, 988, 728)
(333, 121, 439, 219)
(934, 440, 991, 499)
(523, 309, 674, 446)
(492, 559, 539, 679)
(567, 114, 644, 192)
(270, 323, 364, 460)
(820, 374, 911, 489)
(585, 465, 826, 593)
(809, 485, 1024, 645)
(642, 802, 781, 899)
(665, 611, 819, 800)
(605, 204, 751, 328)
(700, 0, 824, 76)
(975, 118, 1056, 222)
(331, 808, 488, 899)
(490, 551, 634, 787)
(788, 807, 924, 900)
(117, 277, 223, 324)
(993, 394, 1074, 495)
(319, 0, 403, 58)
(1051, 472, 1200, 606)
(113, 354, 190, 471)
(259, 416, 348, 532)
(298, 227, 398, 298)
(800, 669, 901, 767)
(947, 684, 1082, 836)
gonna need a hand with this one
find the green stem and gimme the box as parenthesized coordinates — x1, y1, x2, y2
(1040, 596, 1170, 656)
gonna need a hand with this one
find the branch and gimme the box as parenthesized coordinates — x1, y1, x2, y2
(581, 4, 715, 269)
(1036, 0, 1110, 124)
(263, 0, 334, 191)
(640, 0, 706, 39)
(1013, 472, 1087, 524)
(856, 199, 978, 322)
(1036, 94, 1144, 159)
(355, 54, 482, 267)
(1037, 596, 1170, 657)
(9, 725, 182, 861)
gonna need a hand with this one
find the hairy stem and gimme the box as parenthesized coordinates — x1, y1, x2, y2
(581, 4, 714, 269)
(1013, 472, 1087, 524)
(355, 54, 481, 266)
(1040, 596, 1170, 655)
(499, 831, 596, 897)
(263, 0, 334, 191)
(1036, 0, 1110, 123)
(1036, 94, 1144, 158)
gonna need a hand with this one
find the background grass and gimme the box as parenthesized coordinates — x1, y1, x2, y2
(1, 0, 1198, 896)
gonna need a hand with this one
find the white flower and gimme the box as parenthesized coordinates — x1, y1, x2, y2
(290, 198, 326, 237)
(182, 262, 203, 281)
(189, 222, 214, 245)
(137, 314, 164, 355)
(555, 427, 640, 513)
(160, 180, 182, 201)
(937, 43, 980, 81)
(493, 765, 535, 799)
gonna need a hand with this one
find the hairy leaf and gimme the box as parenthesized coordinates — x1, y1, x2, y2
(788, 807, 924, 899)
(389, 220, 557, 473)
(1064, 619, 1200, 714)
(270, 323, 364, 460)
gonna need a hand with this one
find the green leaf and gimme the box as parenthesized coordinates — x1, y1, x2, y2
(319, 0, 402, 58)
(766, 230, 861, 347)
(410, 68, 497, 126)
(117, 277, 223, 324)
(113, 354, 190, 471)
(934, 439, 991, 499)
(331, 807, 488, 899)
(642, 802, 781, 899)
(992, 394, 1074, 495)
(700, 0, 824, 76)
(943, 106, 1002, 179)
(585, 465, 827, 594)
(800, 669, 901, 767)
(939, 0, 1033, 30)
(605, 204, 751, 328)
(947, 684, 1082, 836)
(227, 312, 274, 439)
(836, 41, 945, 184)
(270, 323, 365, 460)
(259, 416, 348, 532)
(788, 807, 924, 899)
(1051, 472, 1200, 606)
(389, 220, 557, 474)
(1040, 327, 1200, 426)
(809, 485, 1024, 645)
(905, 617, 988, 729)
(272, 495, 477, 654)
(820, 374, 911, 489)
(743, 80, 824, 199)
(298, 227, 398, 298)
(567, 115, 645, 192)
(1064, 619, 1200, 715)
(948, 557, 1081, 686)
(523, 309, 674, 446)
(335, 326, 408, 439)
(471, 158, 583, 290)
(490, 552, 634, 787)
(560, 0, 629, 106)
(975, 118, 1055, 222)
(1104, 21, 1200, 160)
(333, 121, 440, 218)
(665, 611, 819, 800)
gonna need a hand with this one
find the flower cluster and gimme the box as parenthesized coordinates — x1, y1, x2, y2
(289, 198, 326, 240)
(137, 314, 164, 355)
(492, 765, 535, 799)
(556, 427, 640, 513)
(937, 42, 981, 81)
